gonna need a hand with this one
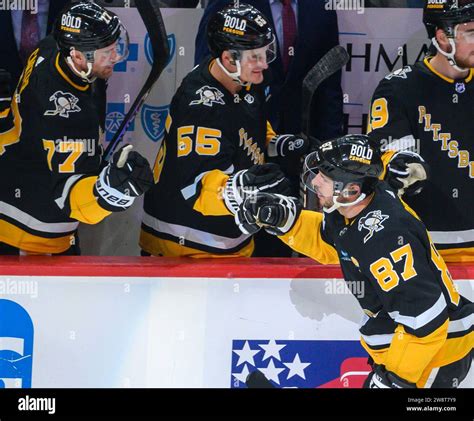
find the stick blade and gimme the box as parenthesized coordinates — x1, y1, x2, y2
(301, 45, 349, 138)
(303, 45, 349, 92)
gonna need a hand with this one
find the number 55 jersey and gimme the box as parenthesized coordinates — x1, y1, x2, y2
(140, 58, 274, 257)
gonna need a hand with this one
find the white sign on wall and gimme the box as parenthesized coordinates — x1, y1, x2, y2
(1, 275, 472, 388)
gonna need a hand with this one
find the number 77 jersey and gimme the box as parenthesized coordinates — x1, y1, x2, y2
(0, 36, 109, 254)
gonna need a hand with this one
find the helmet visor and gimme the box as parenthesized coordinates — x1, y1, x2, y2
(457, 22, 474, 43)
(94, 24, 129, 65)
(301, 151, 322, 194)
(239, 36, 277, 66)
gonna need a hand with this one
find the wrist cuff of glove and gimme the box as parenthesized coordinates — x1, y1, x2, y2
(269, 196, 301, 235)
(94, 167, 135, 212)
(267, 135, 308, 159)
(223, 170, 245, 214)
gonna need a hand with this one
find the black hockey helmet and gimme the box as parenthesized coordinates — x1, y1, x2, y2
(423, 0, 474, 38)
(302, 134, 383, 196)
(53, 1, 127, 55)
(207, 3, 275, 58)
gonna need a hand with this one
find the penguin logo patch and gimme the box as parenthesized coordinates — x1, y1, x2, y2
(44, 91, 81, 118)
(385, 66, 412, 80)
(189, 86, 225, 107)
(358, 210, 389, 243)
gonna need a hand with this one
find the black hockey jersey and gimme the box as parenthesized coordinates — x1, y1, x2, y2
(0, 36, 110, 254)
(140, 58, 274, 256)
(368, 58, 474, 262)
(279, 182, 473, 386)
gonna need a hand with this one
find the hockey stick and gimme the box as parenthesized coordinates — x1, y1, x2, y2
(301, 45, 349, 139)
(104, 0, 170, 161)
(299, 45, 349, 209)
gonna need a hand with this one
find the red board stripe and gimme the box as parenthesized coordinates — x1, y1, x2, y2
(0, 257, 472, 280)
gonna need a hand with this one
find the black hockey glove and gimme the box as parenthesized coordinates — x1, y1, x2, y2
(94, 144, 154, 212)
(223, 163, 291, 214)
(386, 151, 429, 197)
(237, 192, 302, 235)
(267, 134, 321, 159)
(267, 134, 309, 158)
(364, 365, 416, 389)
(0, 69, 12, 113)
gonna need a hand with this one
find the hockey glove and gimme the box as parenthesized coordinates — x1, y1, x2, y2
(267, 134, 309, 158)
(223, 163, 291, 214)
(234, 196, 261, 235)
(0, 69, 12, 113)
(237, 192, 302, 236)
(364, 365, 416, 389)
(386, 151, 429, 197)
(95, 144, 154, 212)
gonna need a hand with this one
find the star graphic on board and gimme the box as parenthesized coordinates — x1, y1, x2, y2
(283, 353, 311, 380)
(233, 341, 260, 367)
(260, 359, 285, 385)
(259, 339, 286, 362)
(232, 364, 250, 384)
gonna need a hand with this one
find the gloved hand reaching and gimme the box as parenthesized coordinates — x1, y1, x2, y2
(235, 192, 302, 235)
(386, 151, 429, 196)
(223, 163, 291, 214)
(94, 144, 154, 212)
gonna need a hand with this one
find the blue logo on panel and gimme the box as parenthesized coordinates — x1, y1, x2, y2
(145, 34, 176, 67)
(114, 42, 139, 72)
(0, 300, 34, 388)
(105, 103, 135, 142)
(141, 104, 169, 142)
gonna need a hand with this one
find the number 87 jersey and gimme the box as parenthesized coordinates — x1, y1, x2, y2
(282, 181, 473, 386)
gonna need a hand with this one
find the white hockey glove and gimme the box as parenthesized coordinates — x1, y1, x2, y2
(223, 163, 291, 214)
(364, 365, 416, 389)
(267, 134, 310, 158)
(386, 151, 429, 196)
(95, 144, 154, 212)
(236, 192, 302, 235)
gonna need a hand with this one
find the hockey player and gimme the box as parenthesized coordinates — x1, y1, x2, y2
(237, 135, 473, 388)
(0, 2, 153, 255)
(140, 4, 311, 257)
(368, 0, 474, 262)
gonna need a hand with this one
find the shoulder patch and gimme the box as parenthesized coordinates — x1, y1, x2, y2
(358, 210, 389, 243)
(44, 91, 81, 118)
(189, 86, 225, 107)
(384, 66, 412, 80)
